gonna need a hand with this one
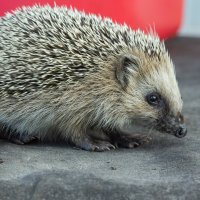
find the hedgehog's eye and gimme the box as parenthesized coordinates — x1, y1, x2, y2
(146, 92, 161, 106)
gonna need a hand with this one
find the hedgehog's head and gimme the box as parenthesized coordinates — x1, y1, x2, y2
(116, 50, 187, 138)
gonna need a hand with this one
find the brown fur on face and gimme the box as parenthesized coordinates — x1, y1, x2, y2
(115, 50, 185, 136)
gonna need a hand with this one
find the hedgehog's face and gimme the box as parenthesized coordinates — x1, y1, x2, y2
(116, 53, 187, 138)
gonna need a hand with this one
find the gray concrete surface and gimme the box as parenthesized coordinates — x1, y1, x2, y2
(0, 37, 200, 200)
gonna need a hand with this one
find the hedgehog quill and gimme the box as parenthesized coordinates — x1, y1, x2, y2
(0, 5, 187, 151)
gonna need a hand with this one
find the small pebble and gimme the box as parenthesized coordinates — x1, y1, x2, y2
(110, 166, 117, 170)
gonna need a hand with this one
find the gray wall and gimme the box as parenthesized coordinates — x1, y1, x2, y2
(179, 0, 200, 37)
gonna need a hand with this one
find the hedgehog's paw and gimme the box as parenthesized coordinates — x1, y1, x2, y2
(114, 133, 152, 148)
(9, 135, 38, 145)
(74, 137, 116, 152)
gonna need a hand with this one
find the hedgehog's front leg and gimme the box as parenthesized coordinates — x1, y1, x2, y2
(112, 133, 152, 148)
(74, 137, 115, 151)
(71, 129, 115, 151)
(104, 128, 151, 148)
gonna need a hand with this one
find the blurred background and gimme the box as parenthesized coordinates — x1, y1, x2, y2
(180, 0, 200, 37)
(0, 0, 200, 39)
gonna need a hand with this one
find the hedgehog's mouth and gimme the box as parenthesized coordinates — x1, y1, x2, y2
(155, 115, 187, 138)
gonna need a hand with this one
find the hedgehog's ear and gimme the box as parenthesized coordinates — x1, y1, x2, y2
(116, 54, 139, 88)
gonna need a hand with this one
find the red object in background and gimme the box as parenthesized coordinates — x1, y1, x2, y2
(0, 0, 183, 39)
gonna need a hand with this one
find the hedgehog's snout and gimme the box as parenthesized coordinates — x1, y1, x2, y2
(174, 124, 187, 138)
(173, 113, 187, 138)
(156, 112, 187, 138)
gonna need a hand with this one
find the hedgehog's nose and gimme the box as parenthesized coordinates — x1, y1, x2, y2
(175, 124, 187, 138)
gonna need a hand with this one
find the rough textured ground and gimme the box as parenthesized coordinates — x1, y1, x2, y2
(0, 37, 200, 200)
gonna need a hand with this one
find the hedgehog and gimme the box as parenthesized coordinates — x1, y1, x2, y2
(0, 5, 187, 151)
